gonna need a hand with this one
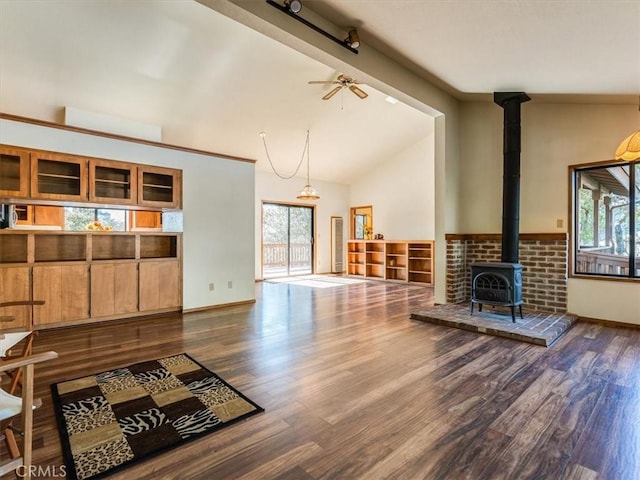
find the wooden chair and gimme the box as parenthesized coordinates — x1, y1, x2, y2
(0, 349, 58, 480)
(0, 300, 44, 394)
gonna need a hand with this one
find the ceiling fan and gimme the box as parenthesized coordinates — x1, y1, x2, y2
(308, 74, 368, 100)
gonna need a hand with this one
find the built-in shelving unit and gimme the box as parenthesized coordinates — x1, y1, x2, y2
(385, 241, 408, 282)
(0, 230, 182, 330)
(408, 242, 433, 284)
(1, 144, 184, 331)
(347, 240, 434, 285)
(365, 241, 385, 279)
(347, 241, 366, 277)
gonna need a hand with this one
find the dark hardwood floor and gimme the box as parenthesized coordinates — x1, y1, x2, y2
(4, 280, 640, 479)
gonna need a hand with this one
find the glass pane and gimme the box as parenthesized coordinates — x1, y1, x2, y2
(64, 207, 126, 231)
(97, 209, 126, 231)
(64, 207, 95, 231)
(576, 165, 630, 276)
(263, 204, 289, 278)
(635, 163, 639, 277)
(289, 206, 312, 275)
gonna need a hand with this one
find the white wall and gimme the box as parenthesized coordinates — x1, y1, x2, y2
(254, 170, 349, 278)
(459, 101, 640, 325)
(350, 130, 436, 240)
(0, 118, 256, 310)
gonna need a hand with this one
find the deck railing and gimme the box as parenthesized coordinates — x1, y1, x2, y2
(576, 249, 638, 276)
(263, 242, 312, 276)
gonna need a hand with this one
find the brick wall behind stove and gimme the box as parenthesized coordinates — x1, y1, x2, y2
(446, 235, 568, 313)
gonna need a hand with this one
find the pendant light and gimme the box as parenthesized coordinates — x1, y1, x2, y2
(260, 130, 320, 200)
(615, 98, 640, 161)
(297, 130, 320, 200)
(614, 130, 640, 161)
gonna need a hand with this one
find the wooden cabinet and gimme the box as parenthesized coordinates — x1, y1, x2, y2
(139, 260, 180, 311)
(0, 145, 30, 197)
(30, 151, 88, 201)
(91, 263, 138, 318)
(347, 240, 434, 285)
(89, 159, 137, 205)
(0, 231, 181, 329)
(3, 144, 182, 210)
(15, 205, 64, 227)
(129, 210, 162, 230)
(0, 266, 31, 330)
(33, 264, 89, 325)
(138, 165, 182, 208)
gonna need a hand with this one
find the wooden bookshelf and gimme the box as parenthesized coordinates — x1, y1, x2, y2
(347, 240, 433, 285)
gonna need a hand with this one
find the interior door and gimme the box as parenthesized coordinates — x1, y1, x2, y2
(262, 203, 314, 278)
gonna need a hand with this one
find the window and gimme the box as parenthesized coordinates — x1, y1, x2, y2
(64, 207, 127, 231)
(572, 160, 638, 278)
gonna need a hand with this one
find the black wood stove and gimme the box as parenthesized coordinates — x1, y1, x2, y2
(470, 92, 530, 322)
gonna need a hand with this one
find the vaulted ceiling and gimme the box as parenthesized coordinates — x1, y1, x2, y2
(1, 1, 637, 184)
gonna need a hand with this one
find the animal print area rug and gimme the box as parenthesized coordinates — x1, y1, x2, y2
(51, 354, 263, 480)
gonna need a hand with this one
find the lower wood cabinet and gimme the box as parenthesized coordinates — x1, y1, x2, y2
(33, 264, 89, 325)
(0, 266, 31, 330)
(90, 263, 138, 318)
(139, 260, 180, 311)
(0, 232, 182, 329)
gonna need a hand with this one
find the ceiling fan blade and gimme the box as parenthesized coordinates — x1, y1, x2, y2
(308, 80, 340, 85)
(349, 85, 368, 99)
(322, 86, 342, 100)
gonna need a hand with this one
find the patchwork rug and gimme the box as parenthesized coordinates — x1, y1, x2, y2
(51, 353, 263, 480)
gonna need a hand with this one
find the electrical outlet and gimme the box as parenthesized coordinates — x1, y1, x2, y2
(556, 219, 563, 228)
(209, 283, 214, 291)
(227, 280, 233, 289)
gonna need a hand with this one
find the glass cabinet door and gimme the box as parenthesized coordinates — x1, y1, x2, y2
(30, 152, 88, 201)
(89, 159, 137, 205)
(138, 165, 182, 208)
(0, 145, 30, 197)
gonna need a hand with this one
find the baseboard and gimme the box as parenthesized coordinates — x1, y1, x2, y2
(572, 314, 640, 330)
(182, 299, 256, 313)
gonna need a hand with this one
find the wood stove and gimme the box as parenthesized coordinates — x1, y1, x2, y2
(470, 262, 523, 322)
(470, 91, 530, 322)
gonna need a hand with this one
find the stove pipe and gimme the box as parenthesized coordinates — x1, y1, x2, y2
(493, 92, 530, 264)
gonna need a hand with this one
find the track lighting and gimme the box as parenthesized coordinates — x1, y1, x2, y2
(284, 0, 302, 14)
(345, 29, 360, 49)
(266, 0, 359, 54)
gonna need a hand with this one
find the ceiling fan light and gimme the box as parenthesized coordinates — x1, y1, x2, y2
(614, 129, 640, 161)
(297, 184, 320, 200)
(285, 0, 302, 14)
(346, 29, 360, 49)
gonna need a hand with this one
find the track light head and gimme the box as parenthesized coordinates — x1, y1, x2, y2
(285, 0, 302, 14)
(345, 28, 360, 49)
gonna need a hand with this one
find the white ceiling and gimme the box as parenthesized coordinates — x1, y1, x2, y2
(1, 0, 638, 184)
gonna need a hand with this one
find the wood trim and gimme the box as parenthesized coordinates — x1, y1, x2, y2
(575, 315, 640, 330)
(182, 299, 256, 313)
(0, 112, 256, 164)
(445, 233, 568, 241)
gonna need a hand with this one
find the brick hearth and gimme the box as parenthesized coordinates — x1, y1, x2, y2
(446, 233, 568, 313)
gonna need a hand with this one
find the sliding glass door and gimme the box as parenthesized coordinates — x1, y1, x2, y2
(262, 203, 314, 278)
